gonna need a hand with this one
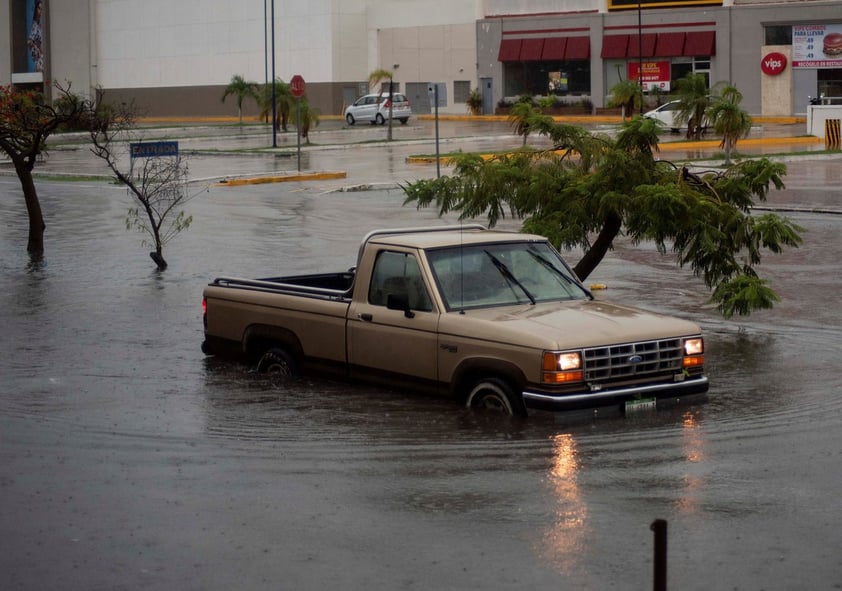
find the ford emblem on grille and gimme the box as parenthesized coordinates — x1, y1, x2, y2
(628, 355, 643, 364)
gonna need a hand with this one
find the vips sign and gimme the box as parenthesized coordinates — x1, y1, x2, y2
(761, 52, 787, 76)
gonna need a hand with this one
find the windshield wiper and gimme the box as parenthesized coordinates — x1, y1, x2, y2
(484, 250, 536, 305)
(526, 249, 593, 299)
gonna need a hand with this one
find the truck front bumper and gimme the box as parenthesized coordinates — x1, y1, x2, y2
(522, 376, 709, 411)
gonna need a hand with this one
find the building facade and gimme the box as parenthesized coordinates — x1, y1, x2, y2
(1, 0, 840, 118)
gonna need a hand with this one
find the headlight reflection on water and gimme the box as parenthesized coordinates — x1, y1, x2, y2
(539, 433, 588, 574)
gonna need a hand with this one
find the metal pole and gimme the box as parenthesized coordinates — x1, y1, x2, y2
(263, 0, 268, 88)
(638, 2, 644, 115)
(271, 0, 277, 148)
(651, 519, 667, 591)
(296, 99, 301, 171)
(435, 85, 441, 179)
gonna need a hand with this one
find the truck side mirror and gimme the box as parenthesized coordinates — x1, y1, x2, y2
(386, 293, 415, 318)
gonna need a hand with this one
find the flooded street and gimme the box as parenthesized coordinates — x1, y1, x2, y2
(1, 139, 841, 590)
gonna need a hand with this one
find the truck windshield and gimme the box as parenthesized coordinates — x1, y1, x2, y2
(426, 242, 590, 311)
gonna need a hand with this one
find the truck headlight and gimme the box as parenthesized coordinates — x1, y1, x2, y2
(682, 337, 704, 368)
(542, 351, 584, 384)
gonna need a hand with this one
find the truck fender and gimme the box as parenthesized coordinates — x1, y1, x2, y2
(449, 358, 526, 401)
(242, 324, 304, 364)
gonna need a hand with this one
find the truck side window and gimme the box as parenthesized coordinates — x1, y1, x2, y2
(368, 251, 432, 312)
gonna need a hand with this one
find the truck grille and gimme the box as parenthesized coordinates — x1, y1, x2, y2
(583, 338, 683, 383)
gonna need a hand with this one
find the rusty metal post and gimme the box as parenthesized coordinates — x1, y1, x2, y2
(651, 518, 667, 591)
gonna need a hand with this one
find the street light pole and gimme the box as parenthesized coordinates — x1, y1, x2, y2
(271, 0, 277, 148)
(638, 1, 644, 115)
(264, 0, 268, 88)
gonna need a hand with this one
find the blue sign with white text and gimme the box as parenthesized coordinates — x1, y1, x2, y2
(130, 141, 179, 159)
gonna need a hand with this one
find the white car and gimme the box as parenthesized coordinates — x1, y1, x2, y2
(643, 100, 709, 133)
(345, 93, 412, 126)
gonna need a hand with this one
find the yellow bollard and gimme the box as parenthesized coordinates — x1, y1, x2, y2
(825, 119, 841, 150)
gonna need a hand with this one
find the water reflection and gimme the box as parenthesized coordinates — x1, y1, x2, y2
(675, 410, 707, 517)
(541, 433, 588, 574)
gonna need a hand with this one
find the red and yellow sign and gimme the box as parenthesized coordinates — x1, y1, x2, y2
(628, 61, 671, 91)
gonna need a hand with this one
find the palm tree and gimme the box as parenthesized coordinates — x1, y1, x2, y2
(708, 84, 753, 165)
(674, 72, 712, 140)
(608, 79, 642, 121)
(258, 78, 294, 132)
(508, 95, 537, 146)
(292, 98, 320, 144)
(368, 67, 395, 140)
(221, 74, 258, 125)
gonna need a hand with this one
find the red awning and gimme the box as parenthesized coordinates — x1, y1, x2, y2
(654, 32, 686, 57)
(520, 38, 545, 61)
(684, 31, 716, 56)
(498, 38, 523, 62)
(542, 37, 567, 60)
(565, 36, 591, 60)
(601, 35, 629, 59)
(627, 33, 657, 58)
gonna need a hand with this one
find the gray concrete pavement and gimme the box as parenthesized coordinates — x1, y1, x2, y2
(1, 116, 836, 201)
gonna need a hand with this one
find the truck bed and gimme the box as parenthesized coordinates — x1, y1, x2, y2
(211, 271, 355, 301)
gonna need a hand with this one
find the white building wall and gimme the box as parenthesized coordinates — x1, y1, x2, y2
(482, 0, 603, 16)
(366, 0, 481, 112)
(94, 0, 365, 88)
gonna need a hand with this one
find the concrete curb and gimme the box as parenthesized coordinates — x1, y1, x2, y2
(213, 171, 347, 186)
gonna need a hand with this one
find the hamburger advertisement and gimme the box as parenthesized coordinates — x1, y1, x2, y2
(792, 24, 842, 68)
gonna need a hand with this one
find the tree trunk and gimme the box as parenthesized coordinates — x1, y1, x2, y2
(572, 211, 623, 281)
(149, 251, 168, 270)
(14, 158, 46, 258)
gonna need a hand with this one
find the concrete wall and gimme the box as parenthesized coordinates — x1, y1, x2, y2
(50, 0, 92, 97)
(0, 1, 8, 81)
(807, 105, 842, 137)
(760, 45, 792, 117)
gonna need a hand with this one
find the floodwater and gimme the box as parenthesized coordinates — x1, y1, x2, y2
(1, 152, 841, 590)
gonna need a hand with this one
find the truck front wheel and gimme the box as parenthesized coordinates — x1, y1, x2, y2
(257, 348, 298, 380)
(466, 378, 526, 417)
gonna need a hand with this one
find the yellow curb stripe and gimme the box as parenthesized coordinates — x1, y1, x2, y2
(214, 171, 346, 186)
(658, 136, 823, 150)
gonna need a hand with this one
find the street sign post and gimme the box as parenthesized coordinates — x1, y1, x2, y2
(290, 75, 305, 170)
(290, 74, 305, 98)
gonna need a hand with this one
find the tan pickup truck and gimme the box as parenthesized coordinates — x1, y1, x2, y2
(201, 226, 708, 416)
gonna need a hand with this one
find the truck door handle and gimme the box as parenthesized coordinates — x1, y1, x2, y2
(358, 313, 373, 322)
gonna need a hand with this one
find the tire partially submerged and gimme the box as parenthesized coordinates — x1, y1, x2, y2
(465, 378, 527, 417)
(257, 348, 298, 381)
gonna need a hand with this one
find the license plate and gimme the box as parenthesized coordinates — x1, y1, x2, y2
(625, 398, 657, 414)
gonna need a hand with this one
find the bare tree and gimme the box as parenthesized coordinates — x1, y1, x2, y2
(84, 94, 199, 270)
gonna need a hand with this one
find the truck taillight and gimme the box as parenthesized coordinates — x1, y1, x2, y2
(202, 296, 208, 329)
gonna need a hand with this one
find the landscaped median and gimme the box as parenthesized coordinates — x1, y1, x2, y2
(213, 171, 347, 186)
(406, 134, 824, 166)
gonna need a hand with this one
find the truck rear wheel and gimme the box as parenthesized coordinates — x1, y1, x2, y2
(466, 378, 526, 417)
(257, 348, 298, 380)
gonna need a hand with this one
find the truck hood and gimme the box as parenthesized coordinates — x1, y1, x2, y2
(440, 299, 702, 350)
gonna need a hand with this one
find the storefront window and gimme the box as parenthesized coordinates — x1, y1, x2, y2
(504, 62, 591, 97)
(818, 70, 842, 100)
(765, 26, 792, 46)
